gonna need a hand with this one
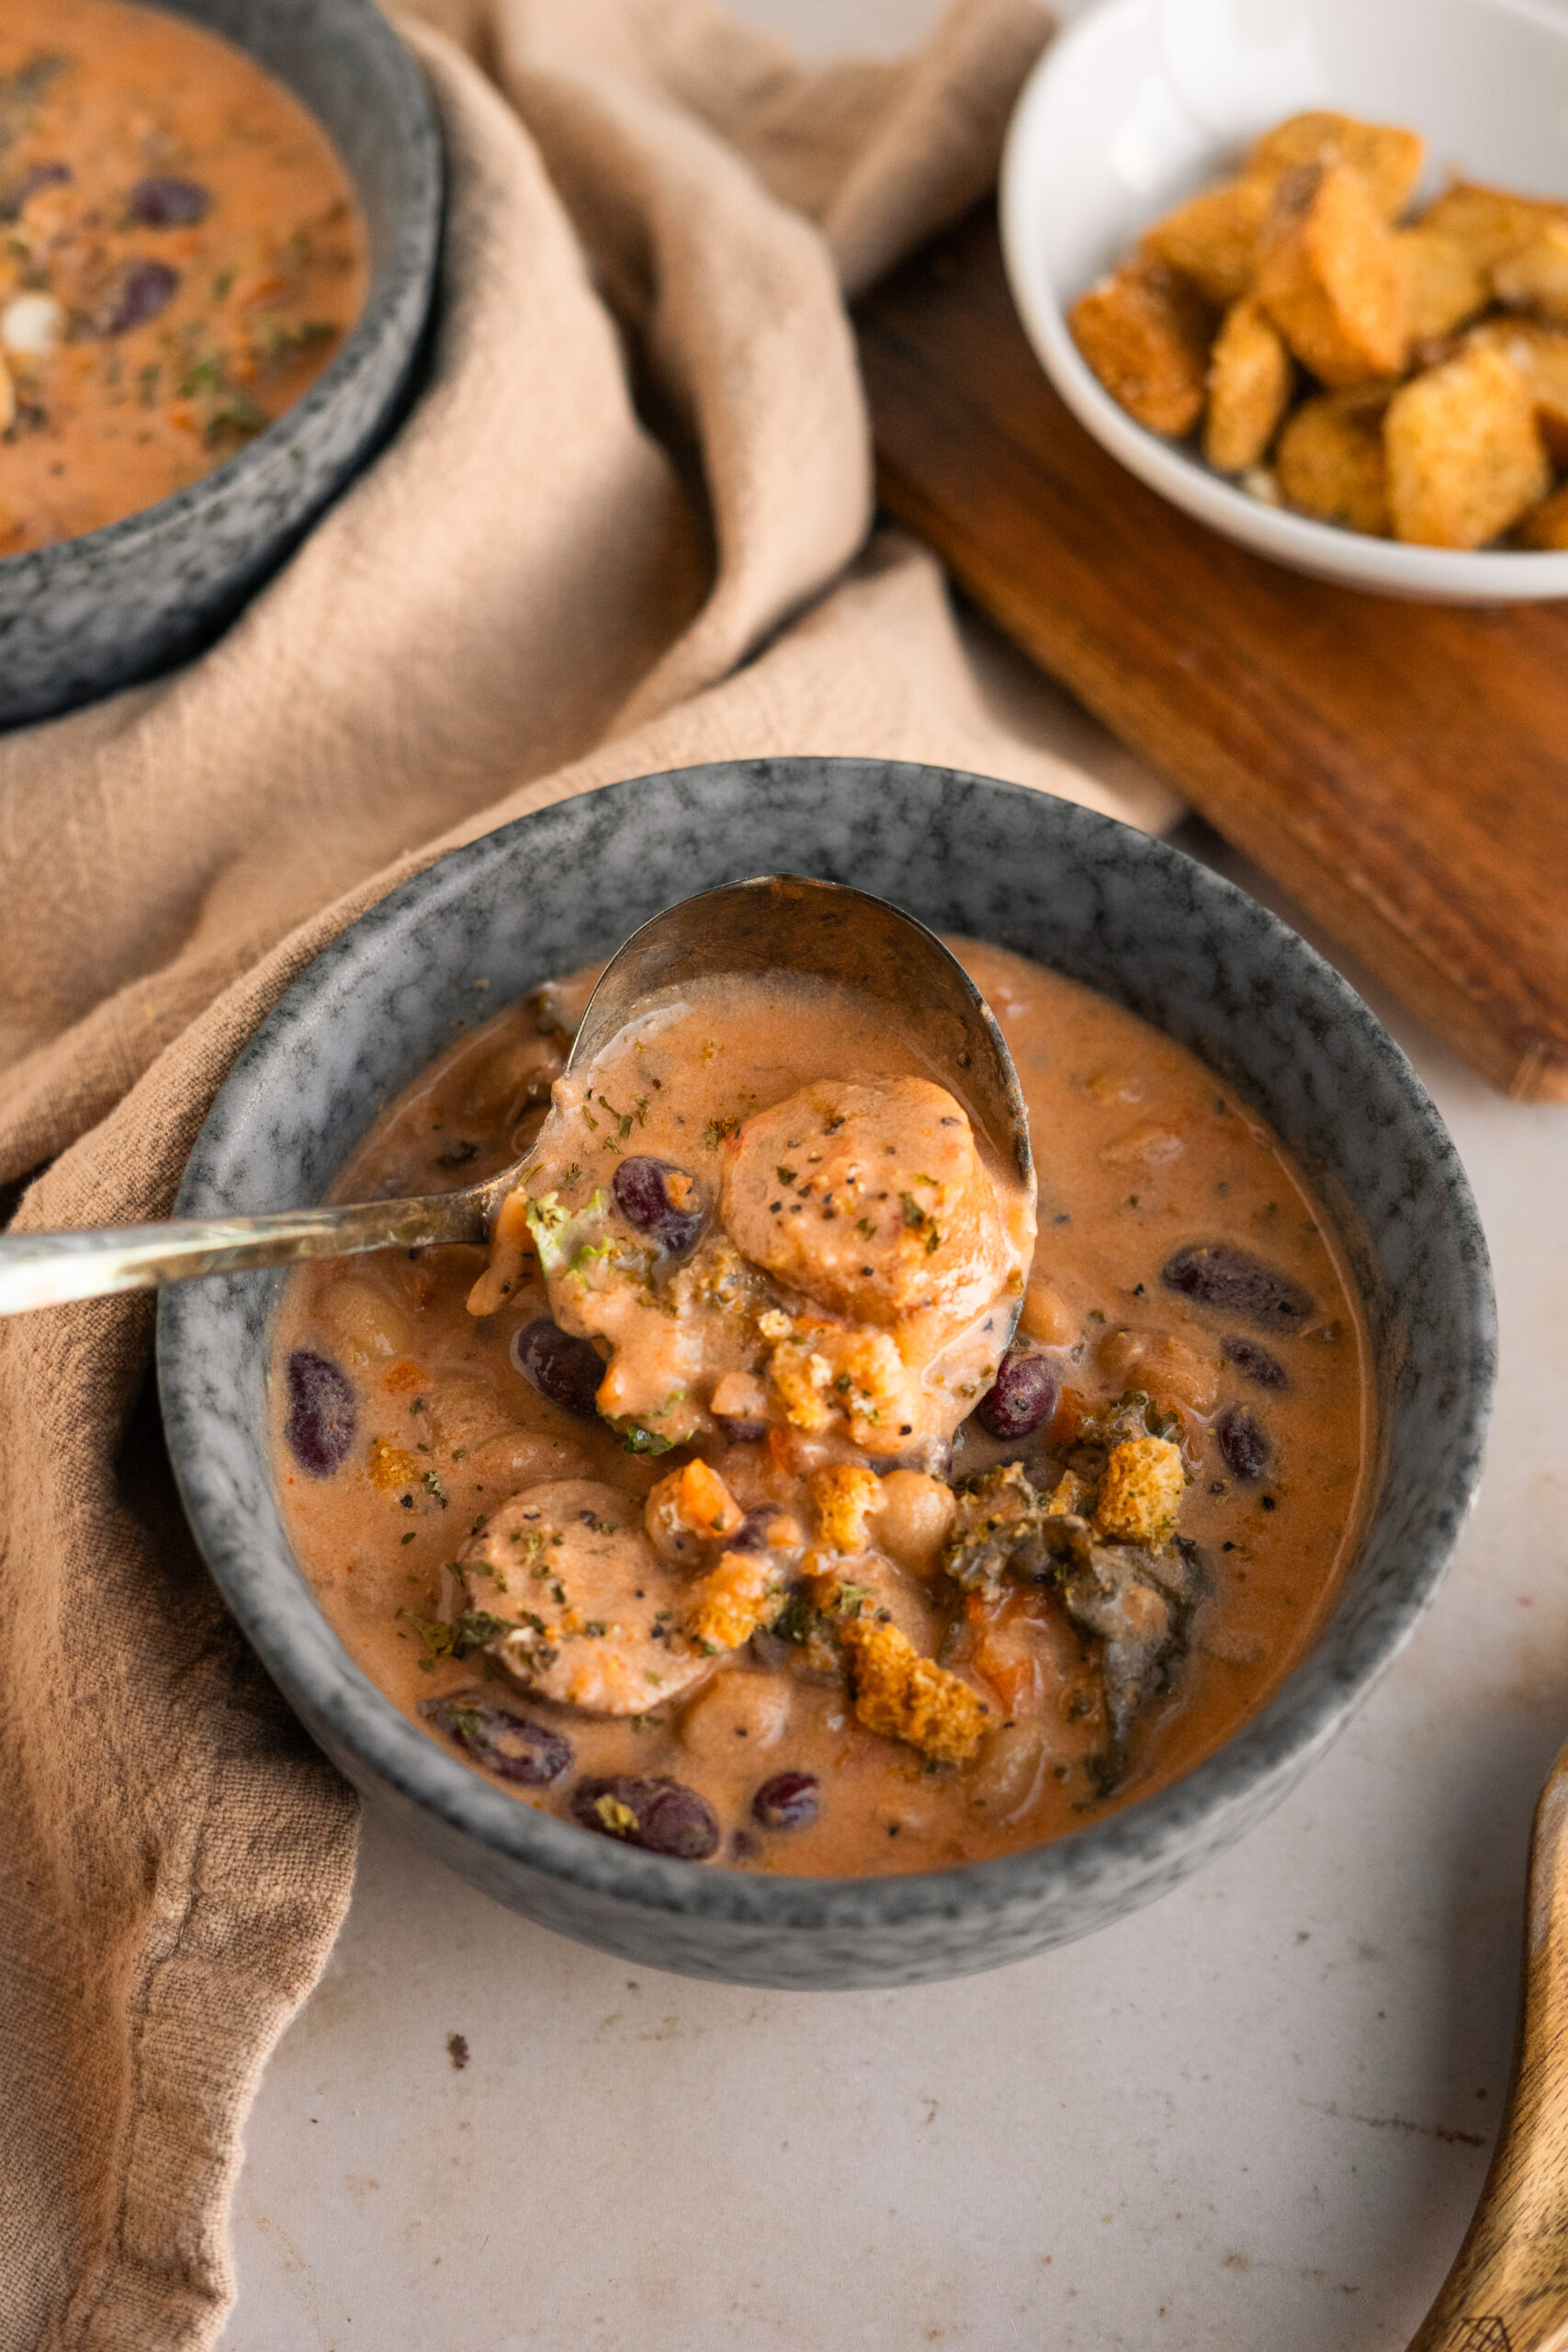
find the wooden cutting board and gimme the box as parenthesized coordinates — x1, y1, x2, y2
(856, 203, 1568, 1102)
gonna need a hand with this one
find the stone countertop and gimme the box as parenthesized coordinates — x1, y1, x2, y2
(220, 6, 1568, 2344)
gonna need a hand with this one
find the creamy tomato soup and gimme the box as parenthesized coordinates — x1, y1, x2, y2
(0, 0, 368, 553)
(272, 941, 1373, 1879)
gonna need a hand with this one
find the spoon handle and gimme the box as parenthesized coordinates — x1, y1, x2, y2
(1408, 1739, 1568, 2352)
(0, 1191, 490, 1315)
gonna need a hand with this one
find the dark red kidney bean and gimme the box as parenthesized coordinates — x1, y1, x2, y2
(570, 1776, 720, 1860)
(422, 1690, 571, 1785)
(0, 160, 71, 221)
(1221, 1333, 1289, 1389)
(612, 1156, 705, 1256)
(127, 175, 211, 226)
(975, 1350, 1058, 1440)
(98, 259, 179, 334)
(284, 1350, 355, 1476)
(511, 1317, 604, 1420)
(752, 1770, 819, 1830)
(1163, 1244, 1313, 1331)
(1216, 1403, 1271, 1483)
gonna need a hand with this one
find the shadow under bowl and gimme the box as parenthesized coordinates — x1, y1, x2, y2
(0, 0, 442, 731)
(157, 758, 1495, 1988)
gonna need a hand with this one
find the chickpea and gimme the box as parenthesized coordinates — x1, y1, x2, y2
(873, 1469, 956, 1573)
(430, 1376, 514, 1450)
(967, 1721, 1052, 1819)
(1097, 1325, 1218, 1414)
(318, 1277, 412, 1366)
(677, 1668, 792, 1760)
(465, 1430, 589, 1487)
(1019, 1275, 1077, 1348)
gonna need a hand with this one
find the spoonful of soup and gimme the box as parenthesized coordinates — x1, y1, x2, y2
(0, 877, 1037, 1430)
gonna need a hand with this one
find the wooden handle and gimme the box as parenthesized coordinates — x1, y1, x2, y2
(1409, 1745, 1568, 2352)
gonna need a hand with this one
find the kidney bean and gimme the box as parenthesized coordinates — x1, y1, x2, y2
(1162, 1244, 1313, 1331)
(612, 1157, 705, 1257)
(511, 1317, 604, 1421)
(975, 1350, 1058, 1440)
(127, 175, 211, 226)
(570, 1775, 720, 1860)
(1216, 1403, 1271, 1483)
(1221, 1334, 1289, 1389)
(423, 1690, 572, 1785)
(97, 259, 179, 334)
(752, 1770, 819, 1830)
(284, 1350, 355, 1476)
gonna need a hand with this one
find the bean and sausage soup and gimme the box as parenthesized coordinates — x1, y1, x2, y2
(0, 0, 368, 554)
(273, 942, 1373, 1877)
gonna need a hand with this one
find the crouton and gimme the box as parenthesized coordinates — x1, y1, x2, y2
(367, 1434, 417, 1490)
(1093, 1436, 1186, 1551)
(1203, 296, 1293, 471)
(1255, 162, 1409, 387)
(1068, 256, 1215, 435)
(1494, 220, 1568, 324)
(1275, 389, 1392, 533)
(1470, 317, 1568, 460)
(1141, 174, 1274, 305)
(1393, 224, 1491, 340)
(807, 1463, 884, 1555)
(1247, 110, 1425, 220)
(840, 1616, 990, 1766)
(1514, 481, 1568, 549)
(686, 1550, 785, 1653)
(1422, 181, 1568, 275)
(1384, 345, 1551, 547)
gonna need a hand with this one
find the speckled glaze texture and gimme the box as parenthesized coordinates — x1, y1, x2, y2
(157, 761, 1496, 1990)
(0, 0, 441, 730)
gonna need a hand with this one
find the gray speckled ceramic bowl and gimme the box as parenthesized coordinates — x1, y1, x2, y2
(0, 0, 441, 731)
(157, 760, 1495, 1989)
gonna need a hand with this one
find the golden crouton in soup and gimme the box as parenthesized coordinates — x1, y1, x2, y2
(1275, 390, 1391, 533)
(1203, 297, 1293, 471)
(1384, 345, 1550, 548)
(1254, 162, 1410, 388)
(1067, 258, 1213, 434)
(1246, 110, 1425, 220)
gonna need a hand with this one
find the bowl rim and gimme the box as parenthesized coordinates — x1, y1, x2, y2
(998, 0, 1568, 600)
(0, 0, 442, 585)
(157, 757, 1497, 1935)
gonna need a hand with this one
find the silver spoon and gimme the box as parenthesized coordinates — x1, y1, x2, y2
(0, 876, 1034, 1317)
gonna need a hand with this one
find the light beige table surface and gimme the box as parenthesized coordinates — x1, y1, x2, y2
(221, 6, 1568, 2345)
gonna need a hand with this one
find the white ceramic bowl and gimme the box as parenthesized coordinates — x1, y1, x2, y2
(1000, 0, 1568, 602)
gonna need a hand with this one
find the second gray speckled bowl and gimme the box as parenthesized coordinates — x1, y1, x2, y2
(157, 759, 1495, 1989)
(0, 0, 441, 730)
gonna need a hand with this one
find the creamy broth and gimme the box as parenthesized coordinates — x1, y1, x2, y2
(0, 0, 368, 553)
(273, 942, 1373, 1878)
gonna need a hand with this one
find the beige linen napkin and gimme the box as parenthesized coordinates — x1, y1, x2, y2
(0, 6, 1176, 2345)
